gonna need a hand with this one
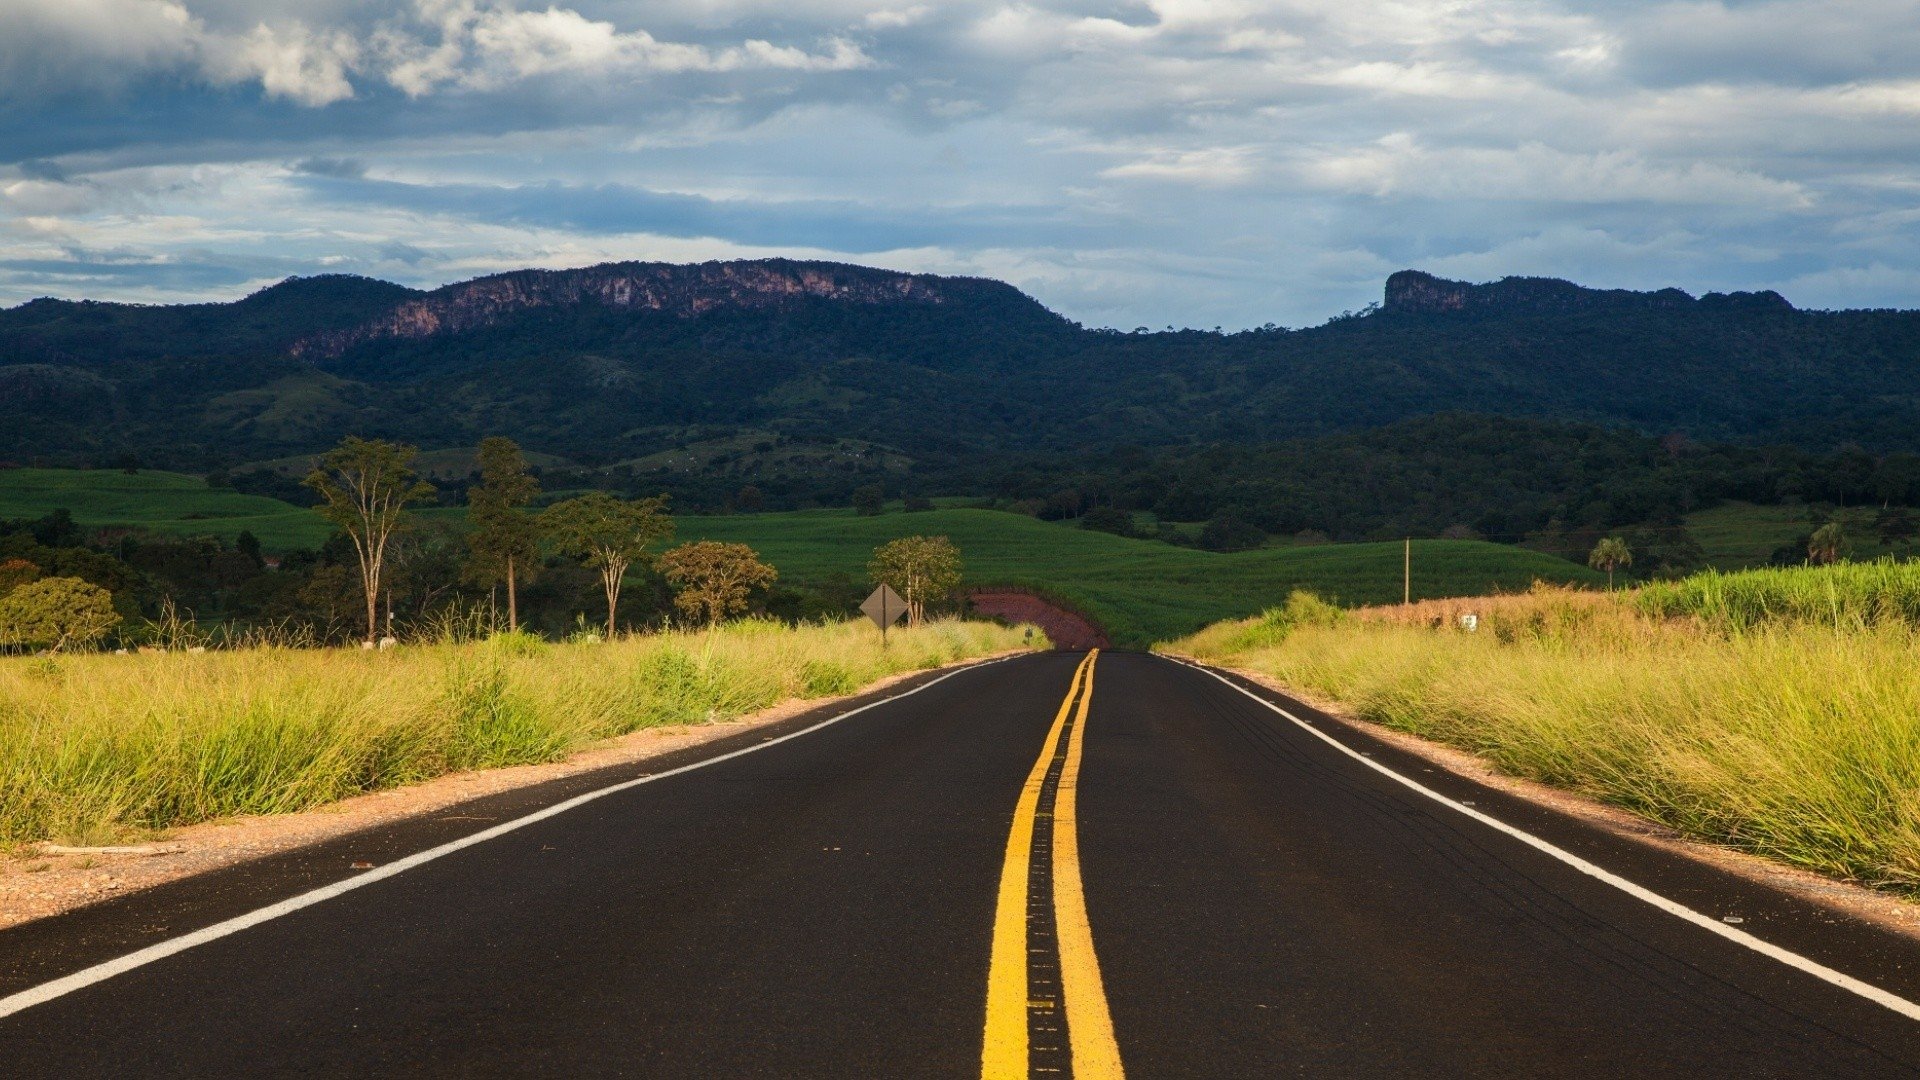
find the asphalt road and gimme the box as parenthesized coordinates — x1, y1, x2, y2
(5, 650, 1920, 1077)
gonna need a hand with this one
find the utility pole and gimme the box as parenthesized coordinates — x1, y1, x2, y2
(1404, 538, 1411, 606)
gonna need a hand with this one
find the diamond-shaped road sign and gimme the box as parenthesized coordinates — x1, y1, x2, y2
(860, 584, 907, 630)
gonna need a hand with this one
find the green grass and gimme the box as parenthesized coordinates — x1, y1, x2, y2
(678, 508, 1605, 645)
(1683, 502, 1818, 569)
(1682, 501, 1908, 570)
(1169, 577, 1920, 888)
(0, 618, 1031, 846)
(1637, 559, 1920, 629)
(0, 469, 332, 550)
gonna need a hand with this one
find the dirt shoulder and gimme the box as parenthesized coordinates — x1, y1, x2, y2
(0, 654, 1019, 932)
(1205, 662, 1920, 945)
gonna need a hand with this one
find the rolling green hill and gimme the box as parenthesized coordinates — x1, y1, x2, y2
(0, 469, 331, 550)
(1, 469, 1603, 643)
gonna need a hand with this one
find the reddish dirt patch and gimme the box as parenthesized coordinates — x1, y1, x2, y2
(969, 590, 1110, 649)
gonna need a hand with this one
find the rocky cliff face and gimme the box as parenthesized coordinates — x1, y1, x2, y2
(291, 259, 962, 358)
(1383, 270, 1793, 316)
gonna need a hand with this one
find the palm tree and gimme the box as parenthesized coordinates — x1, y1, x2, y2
(1588, 536, 1633, 590)
(1808, 521, 1847, 565)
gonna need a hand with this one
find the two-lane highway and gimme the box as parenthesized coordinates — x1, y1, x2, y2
(5, 651, 1920, 1077)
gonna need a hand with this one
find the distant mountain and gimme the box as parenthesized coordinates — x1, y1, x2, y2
(3, 259, 1919, 481)
(1382, 270, 1794, 316)
(290, 259, 1048, 359)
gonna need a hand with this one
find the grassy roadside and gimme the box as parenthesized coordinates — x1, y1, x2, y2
(0, 618, 1035, 848)
(1164, 569, 1920, 890)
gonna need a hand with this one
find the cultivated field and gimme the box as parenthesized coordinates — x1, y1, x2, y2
(0, 618, 1029, 848)
(679, 509, 1605, 644)
(1169, 562, 1920, 888)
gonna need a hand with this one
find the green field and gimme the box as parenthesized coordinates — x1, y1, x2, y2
(676, 508, 1604, 644)
(1, 469, 1605, 644)
(0, 468, 472, 549)
(1683, 501, 1903, 570)
(1683, 502, 1815, 569)
(0, 469, 333, 550)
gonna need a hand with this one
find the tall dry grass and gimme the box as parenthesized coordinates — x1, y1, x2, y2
(1168, 585, 1920, 888)
(0, 618, 1032, 847)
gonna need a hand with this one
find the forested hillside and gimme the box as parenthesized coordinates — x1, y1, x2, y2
(7, 260, 1920, 471)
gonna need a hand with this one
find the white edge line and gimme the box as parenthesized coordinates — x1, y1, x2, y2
(0, 654, 1019, 1021)
(1164, 654, 1920, 1024)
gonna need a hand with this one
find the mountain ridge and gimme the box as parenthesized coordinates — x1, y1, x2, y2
(4, 258, 1919, 481)
(289, 259, 1049, 360)
(1383, 269, 1794, 317)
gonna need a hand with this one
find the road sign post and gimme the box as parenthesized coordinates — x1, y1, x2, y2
(861, 584, 907, 646)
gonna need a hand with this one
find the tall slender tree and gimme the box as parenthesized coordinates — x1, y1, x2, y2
(465, 437, 542, 633)
(543, 491, 673, 638)
(1588, 535, 1633, 590)
(305, 437, 435, 646)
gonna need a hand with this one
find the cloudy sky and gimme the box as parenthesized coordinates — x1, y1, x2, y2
(1, 0, 1916, 328)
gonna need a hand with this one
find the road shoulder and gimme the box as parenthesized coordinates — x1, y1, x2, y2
(0, 650, 1029, 954)
(1169, 655, 1920, 982)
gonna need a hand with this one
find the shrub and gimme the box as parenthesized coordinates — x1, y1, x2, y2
(0, 576, 118, 651)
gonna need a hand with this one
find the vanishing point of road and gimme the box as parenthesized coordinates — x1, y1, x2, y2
(5, 651, 1920, 1077)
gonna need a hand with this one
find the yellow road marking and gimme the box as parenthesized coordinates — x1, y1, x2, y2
(1053, 654, 1125, 1078)
(983, 652, 1088, 1079)
(981, 651, 1123, 1080)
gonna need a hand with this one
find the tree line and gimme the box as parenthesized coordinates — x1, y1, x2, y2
(0, 436, 967, 652)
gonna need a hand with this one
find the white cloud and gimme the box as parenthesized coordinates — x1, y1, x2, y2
(206, 22, 362, 105)
(0, 0, 874, 104)
(5, 0, 1920, 323)
(1102, 147, 1260, 186)
(1295, 135, 1810, 208)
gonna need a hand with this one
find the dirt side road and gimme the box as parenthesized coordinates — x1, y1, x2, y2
(970, 589, 1109, 648)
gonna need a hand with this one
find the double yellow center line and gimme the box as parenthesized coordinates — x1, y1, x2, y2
(982, 651, 1125, 1079)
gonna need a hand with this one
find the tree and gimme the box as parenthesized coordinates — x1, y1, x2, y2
(465, 437, 543, 633)
(868, 535, 962, 626)
(235, 530, 264, 569)
(657, 541, 778, 626)
(1588, 536, 1633, 590)
(1808, 521, 1848, 565)
(852, 484, 885, 516)
(1080, 507, 1137, 538)
(1198, 513, 1264, 552)
(0, 558, 40, 596)
(1875, 507, 1918, 547)
(734, 485, 765, 512)
(304, 437, 436, 646)
(543, 491, 673, 638)
(0, 576, 117, 651)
